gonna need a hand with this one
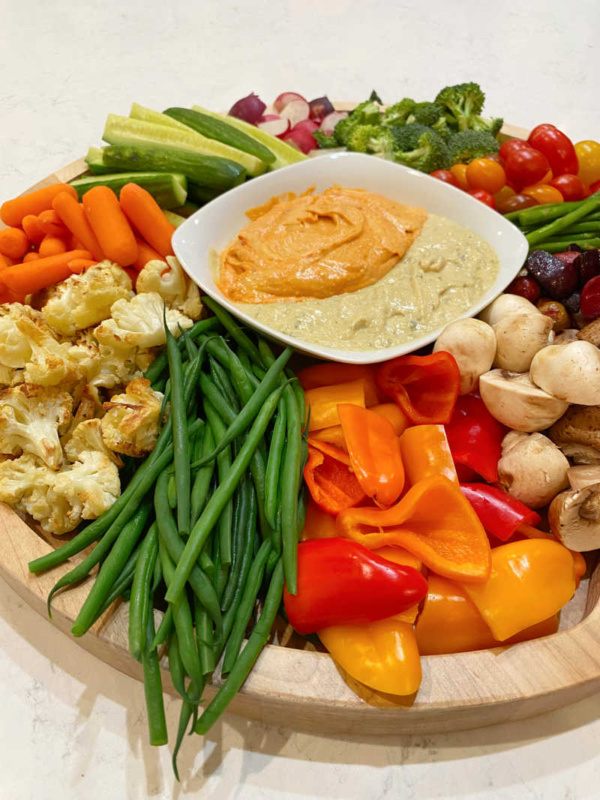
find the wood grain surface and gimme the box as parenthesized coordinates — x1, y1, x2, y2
(3, 117, 600, 736)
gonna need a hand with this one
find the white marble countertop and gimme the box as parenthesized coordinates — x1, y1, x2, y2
(2, 0, 600, 797)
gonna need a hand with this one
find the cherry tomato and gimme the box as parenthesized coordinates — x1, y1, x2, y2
(430, 169, 459, 187)
(494, 185, 516, 210)
(498, 193, 538, 214)
(575, 141, 600, 186)
(580, 275, 600, 320)
(528, 124, 579, 176)
(468, 189, 496, 209)
(499, 139, 529, 161)
(550, 174, 585, 202)
(522, 184, 564, 205)
(506, 276, 541, 303)
(449, 163, 469, 191)
(466, 158, 507, 194)
(505, 146, 550, 190)
(536, 298, 570, 332)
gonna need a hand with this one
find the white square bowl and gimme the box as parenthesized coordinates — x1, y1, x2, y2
(172, 152, 528, 364)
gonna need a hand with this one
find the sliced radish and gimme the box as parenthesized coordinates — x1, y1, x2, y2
(309, 97, 335, 121)
(274, 92, 308, 113)
(282, 126, 317, 154)
(320, 111, 348, 135)
(260, 114, 281, 122)
(228, 93, 266, 125)
(279, 99, 310, 128)
(293, 119, 319, 134)
(258, 116, 291, 137)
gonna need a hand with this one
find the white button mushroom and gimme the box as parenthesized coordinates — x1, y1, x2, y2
(433, 318, 496, 395)
(479, 370, 569, 432)
(479, 294, 540, 327)
(567, 465, 600, 491)
(548, 483, 600, 552)
(530, 341, 600, 406)
(497, 431, 569, 509)
(493, 311, 553, 373)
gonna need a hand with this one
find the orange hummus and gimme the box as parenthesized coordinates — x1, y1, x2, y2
(218, 186, 428, 304)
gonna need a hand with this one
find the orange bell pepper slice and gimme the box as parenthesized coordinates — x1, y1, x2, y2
(399, 425, 458, 486)
(308, 402, 409, 453)
(460, 539, 576, 641)
(376, 352, 460, 424)
(337, 475, 491, 582)
(298, 362, 380, 405)
(338, 404, 405, 507)
(304, 440, 366, 515)
(318, 618, 421, 696)
(305, 379, 366, 432)
(415, 574, 559, 655)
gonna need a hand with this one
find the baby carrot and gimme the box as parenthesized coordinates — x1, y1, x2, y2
(68, 258, 97, 273)
(0, 227, 30, 260)
(52, 192, 104, 261)
(39, 234, 68, 257)
(120, 183, 175, 258)
(0, 249, 92, 294)
(0, 253, 9, 269)
(23, 252, 41, 263)
(21, 214, 45, 245)
(82, 186, 138, 266)
(132, 235, 164, 272)
(38, 209, 69, 238)
(1, 183, 78, 228)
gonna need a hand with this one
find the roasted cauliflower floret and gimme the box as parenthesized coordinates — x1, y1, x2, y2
(41, 261, 134, 336)
(16, 316, 81, 386)
(136, 256, 202, 320)
(0, 304, 55, 387)
(0, 384, 72, 469)
(0, 454, 54, 525)
(68, 330, 146, 390)
(64, 419, 123, 466)
(100, 378, 163, 457)
(94, 292, 193, 349)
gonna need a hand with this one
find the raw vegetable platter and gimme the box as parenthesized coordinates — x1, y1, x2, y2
(1, 89, 600, 761)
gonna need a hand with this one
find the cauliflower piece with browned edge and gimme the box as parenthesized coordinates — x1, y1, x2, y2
(16, 316, 81, 386)
(0, 304, 55, 387)
(136, 256, 202, 320)
(101, 378, 163, 457)
(41, 261, 134, 337)
(0, 454, 55, 525)
(0, 384, 72, 469)
(68, 330, 148, 389)
(64, 418, 123, 466)
(94, 292, 193, 349)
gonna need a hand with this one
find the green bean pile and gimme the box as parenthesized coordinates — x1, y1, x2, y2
(506, 191, 600, 253)
(28, 298, 307, 777)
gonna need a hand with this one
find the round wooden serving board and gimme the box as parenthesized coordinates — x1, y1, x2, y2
(2, 118, 600, 736)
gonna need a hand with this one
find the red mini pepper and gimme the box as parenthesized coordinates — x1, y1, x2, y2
(303, 440, 366, 515)
(376, 352, 460, 425)
(445, 393, 506, 483)
(528, 124, 579, 177)
(460, 483, 541, 543)
(283, 538, 428, 635)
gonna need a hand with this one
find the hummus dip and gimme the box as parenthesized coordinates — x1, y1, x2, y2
(235, 213, 499, 351)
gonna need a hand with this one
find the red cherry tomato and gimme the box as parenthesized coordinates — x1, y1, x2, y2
(580, 275, 600, 320)
(466, 158, 507, 194)
(430, 169, 459, 187)
(499, 139, 529, 161)
(528, 124, 579, 176)
(468, 189, 496, 209)
(504, 146, 550, 190)
(506, 276, 541, 304)
(498, 193, 538, 214)
(549, 174, 585, 202)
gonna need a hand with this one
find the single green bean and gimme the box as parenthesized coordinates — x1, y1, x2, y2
(168, 632, 198, 703)
(154, 472, 222, 633)
(202, 296, 265, 366)
(238, 350, 261, 389)
(221, 479, 253, 612)
(264, 398, 287, 530)
(172, 678, 205, 781)
(206, 336, 254, 403)
(191, 426, 216, 524)
(142, 607, 168, 746)
(166, 318, 191, 536)
(151, 551, 162, 593)
(552, 221, 600, 234)
(544, 230, 600, 241)
(129, 523, 159, 662)
(193, 347, 292, 468)
(167, 474, 177, 509)
(205, 401, 233, 566)
(281, 386, 302, 594)
(194, 599, 216, 676)
(90, 542, 141, 625)
(196, 559, 284, 734)
(527, 193, 600, 246)
(151, 605, 174, 649)
(209, 355, 240, 410)
(159, 539, 203, 686)
(165, 386, 284, 605)
(515, 199, 585, 227)
(199, 549, 214, 577)
(222, 539, 271, 673)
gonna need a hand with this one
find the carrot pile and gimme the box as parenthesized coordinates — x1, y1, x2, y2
(0, 180, 177, 301)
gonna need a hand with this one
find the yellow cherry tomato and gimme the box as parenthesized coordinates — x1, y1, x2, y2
(522, 184, 564, 205)
(575, 140, 600, 186)
(466, 158, 507, 194)
(494, 185, 516, 206)
(449, 163, 469, 191)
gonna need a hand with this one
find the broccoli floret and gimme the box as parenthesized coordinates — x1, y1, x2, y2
(388, 124, 450, 172)
(446, 130, 500, 164)
(313, 130, 341, 149)
(346, 125, 396, 158)
(406, 102, 444, 127)
(471, 116, 504, 137)
(435, 82, 486, 132)
(383, 98, 416, 127)
(333, 100, 382, 146)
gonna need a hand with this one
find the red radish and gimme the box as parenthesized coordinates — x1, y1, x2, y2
(294, 119, 319, 134)
(228, 93, 266, 124)
(258, 116, 291, 137)
(320, 111, 348, 135)
(279, 99, 310, 128)
(274, 92, 308, 113)
(309, 97, 335, 121)
(282, 126, 317, 154)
